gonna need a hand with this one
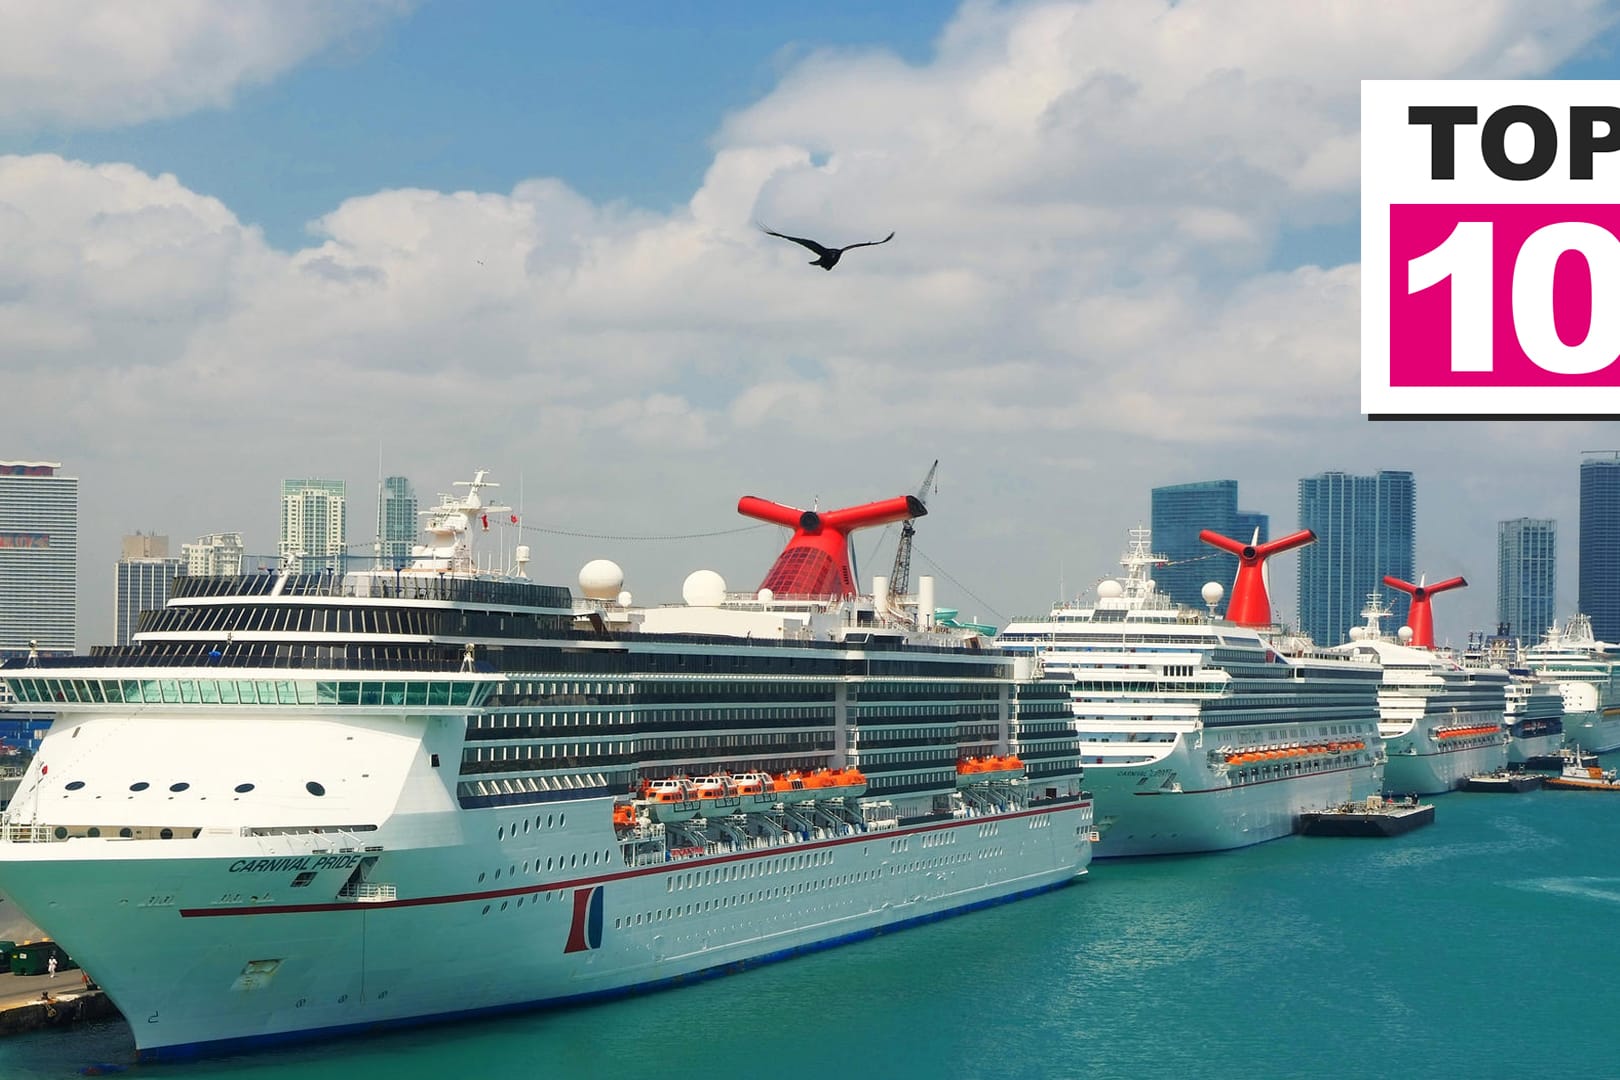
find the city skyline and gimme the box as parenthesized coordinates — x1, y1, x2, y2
(19, 453, 1605, 651)
(3, 3, 1618, 648)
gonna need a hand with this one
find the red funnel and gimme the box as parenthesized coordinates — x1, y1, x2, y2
(1198, 528, 1316, 628)
(1382, 575, 1466, 648)
(739, 494, 925, 597)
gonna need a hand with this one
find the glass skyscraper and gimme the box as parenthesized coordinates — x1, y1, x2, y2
(279, 478, 348, 575)
(1297, 470, 1415, 647)
(1150, 480, 1268, 609)
(1580, 455, 1620, 641)
(376, 475, 418, 570)
(0, 460, 78, 658)
(1497, 518, 1556, 643)
(115, 533, 182, 647)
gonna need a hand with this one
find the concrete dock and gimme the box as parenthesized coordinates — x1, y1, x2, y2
(0, 969, 120, 1034)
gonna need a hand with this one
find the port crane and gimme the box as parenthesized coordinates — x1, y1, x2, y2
(889, 460, 939, 605)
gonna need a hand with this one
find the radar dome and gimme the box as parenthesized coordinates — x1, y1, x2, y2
(578, 559, 625, 600)
(1397, 626, 1414, 643)
(682, 569, 727, 607)
(1348, 626, 1366, 641)
(757, 588, 774, 604)
(617, 590, 633, 608)
(1201, 582, 1225, 606)
(1097, 579, 1124, 599)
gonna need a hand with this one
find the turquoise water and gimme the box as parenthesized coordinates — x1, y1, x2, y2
(4, 781, 1619, 1080)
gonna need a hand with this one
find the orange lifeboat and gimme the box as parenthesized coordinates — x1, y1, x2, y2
(692, 774, 742, 817)
(612, 803, 638, 828)
(641, 777, 699, 823)
(770, 770, 814, 803)
(733, 771, 778, 812)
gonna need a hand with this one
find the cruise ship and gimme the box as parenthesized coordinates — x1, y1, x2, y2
(1331, 580, 1509, 795)
(1460, 632, 1564, 765)
(995, 527, 1385, 858)
(1522, 615, 1620, 753)
(0, 473, 1091, 1059)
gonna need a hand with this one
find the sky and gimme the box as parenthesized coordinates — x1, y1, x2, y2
(4, 0, 1620, 649)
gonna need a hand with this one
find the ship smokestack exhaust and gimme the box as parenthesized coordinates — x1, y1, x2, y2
(1382, 575, 1467, 649)
(1198, 528, 1316, 628)
(738, 493, 925, 598)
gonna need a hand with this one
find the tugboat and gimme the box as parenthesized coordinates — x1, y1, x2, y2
(1542, 751, 1620, 791)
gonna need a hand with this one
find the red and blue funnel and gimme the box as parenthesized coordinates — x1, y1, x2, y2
(738, 493, 924, 597)
(1382, 575, 1466, 648)
(1198, 528, 1316, 627)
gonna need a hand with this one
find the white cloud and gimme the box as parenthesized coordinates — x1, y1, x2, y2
(3, 0, 1618, 645)
(0, 0, 410, 130)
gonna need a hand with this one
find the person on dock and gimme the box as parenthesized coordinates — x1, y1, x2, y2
(47, 954, 57, 978)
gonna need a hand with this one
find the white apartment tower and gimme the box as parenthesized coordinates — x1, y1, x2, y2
(279, 479, 347, 574)
(182, 532, 245, 577)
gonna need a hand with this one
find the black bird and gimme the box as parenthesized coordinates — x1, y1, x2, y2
(758, 225, 895, 270)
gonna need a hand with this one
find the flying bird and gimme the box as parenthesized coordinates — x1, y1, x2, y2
(758, 224, 895, 270)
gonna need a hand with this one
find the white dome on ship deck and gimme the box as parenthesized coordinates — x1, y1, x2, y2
(579, 559, 625, 600)
(1397, 626, 1414, 643)
(1097, 579, 1123, 599)
(683, 569, 727, 607)
(1201, 582, 1224, 606)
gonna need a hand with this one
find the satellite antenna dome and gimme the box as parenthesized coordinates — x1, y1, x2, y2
(578, 559, 625, 600)
(1201, 582, 1225, 606)
(683, 569, 727, 607)
(757, 588, 774, 604)
(1097, 579, 1124, 599)
(1348, 626, 1366, 641)
(1397, 625, 1414, 643)
(617, 590, 633, 608)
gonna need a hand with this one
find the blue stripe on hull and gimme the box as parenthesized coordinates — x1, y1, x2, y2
(134, 872, 1085, 1062)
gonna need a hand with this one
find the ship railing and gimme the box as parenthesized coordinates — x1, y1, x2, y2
(0, 824, 59, 843)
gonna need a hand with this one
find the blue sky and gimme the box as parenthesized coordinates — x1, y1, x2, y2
(7, 4, 962, 248)
(3, 0, 1620, 647)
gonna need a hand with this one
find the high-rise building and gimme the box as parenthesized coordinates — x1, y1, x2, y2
(182, 532, 245, 577)
(376, 475, 418, 570)
(1297, 470, 1415, 647)
(1150, 480, 1269, 609)
(0, 460, 78, 657)
(115, 533, 181, 647)
(1580, 454, 1620, 641)
(279, 478, 347, 575)
(1497, 518, 1557, 643)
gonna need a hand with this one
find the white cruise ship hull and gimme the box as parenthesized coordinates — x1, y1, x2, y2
(1506, 730, 1564, 764)
(1381, 731, 1507, 795)
(1561, 709, 1620, 754)
(1084, 733, 1382, 858)
(0, 795, 1090, 1058)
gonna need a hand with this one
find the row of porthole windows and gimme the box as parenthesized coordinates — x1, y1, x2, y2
(476, 847, 611, 884)
(481, 890, 567, 916)
(890, 853, 971, 874)
(60, 780, 325, 796)
(52, 826, 190, 840)
(626, 870, 881, 928)
(663, 849, 832, 894)
(496, 813, 565, 841)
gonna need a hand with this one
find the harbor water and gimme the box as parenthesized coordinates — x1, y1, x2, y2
(3, 777, 1618, 1080)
